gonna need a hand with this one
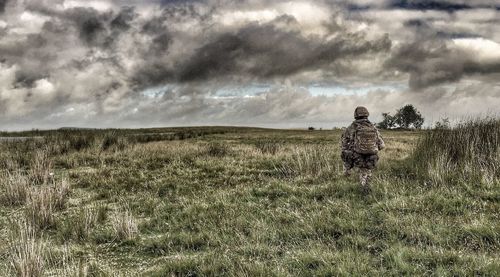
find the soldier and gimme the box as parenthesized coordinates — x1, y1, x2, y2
(341, 106, 385, 194)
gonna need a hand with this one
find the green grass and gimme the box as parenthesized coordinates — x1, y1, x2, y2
(412, 118, 500, 185)
(0, 125, 498, 276)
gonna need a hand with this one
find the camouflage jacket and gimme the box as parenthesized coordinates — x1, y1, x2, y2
(341, 119, 385, 152)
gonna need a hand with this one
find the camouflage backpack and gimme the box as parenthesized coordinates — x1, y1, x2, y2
(353, 122, 379, 155)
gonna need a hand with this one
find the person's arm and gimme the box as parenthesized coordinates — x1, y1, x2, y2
(376, 129, 386, 150)
(341, 125, 354, 151)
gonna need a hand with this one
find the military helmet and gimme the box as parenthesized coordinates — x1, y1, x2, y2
(354, 106, 369, 118)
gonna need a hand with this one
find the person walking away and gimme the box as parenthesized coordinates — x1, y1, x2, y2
(341, 106, 385, 194)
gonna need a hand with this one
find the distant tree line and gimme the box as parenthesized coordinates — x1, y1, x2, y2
(377, 104, 424, 130)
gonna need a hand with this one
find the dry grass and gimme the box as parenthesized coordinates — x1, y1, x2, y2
(205, 142, 230, 157)
(73, 206, 99, 241)
(8, 221, 46, 277)
(412, 118, 500, 184)
(275, 145, 342, 178)
(51, 179, 70, 211)
(46, 246, 112, 276)
(255, 141, 282, 155)
(48, 247, 83, 277)
(25, 179, 70, 230)
(25, 187, 56, 231)
(1, 171, 30, 206)
(112, 209, 138, 241)
(129, 140, 204, 162)
(29, 149, 53, 185)
(101, 132, 129, 152)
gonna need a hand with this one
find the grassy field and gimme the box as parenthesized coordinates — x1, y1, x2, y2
(0, 124, 498, 276)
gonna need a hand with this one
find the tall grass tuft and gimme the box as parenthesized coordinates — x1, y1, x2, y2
(255, 141, 281, 155)
(275, 145, 341, 178)
(8, 221, 46, 277)
(205, 142, 229, 157)
(52, 179, 71, 211)
(411, 118, 500, 184)
(67, 132, 96, 152)
(25, 179, 70, 230)
(112, 209, 139, 241)
(1, 171, 30, 206)
(46, 131, 97, 154)
(101, 132, 128, 152)
(72, 206, 99, 241)
(25, 186, 56, 230)
(29, 149, 53, 185)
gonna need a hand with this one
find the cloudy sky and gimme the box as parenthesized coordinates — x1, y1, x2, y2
(0, 0, 499, 129)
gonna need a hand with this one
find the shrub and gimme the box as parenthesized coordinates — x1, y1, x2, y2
(410, 118, 500, 184)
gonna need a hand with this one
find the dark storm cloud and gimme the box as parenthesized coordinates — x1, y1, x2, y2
(70, 8, 109, 45)
(137, 32, 172, 74)
(160, 0, 200, 5)
(25, 4, 135, 47)
(0, 0, 7, 13)
(14, 70, 47, 88)
(347, 0, 500, 12)
(61, 8, 137, 47)
(178, 25, 391, 82)
(110, 6, 136, 31)
(0, 23, 63, 88)
(130, 17, 391, 89)
(386, 39, 500, 89)
(386, 40, 465, 89)
(0, 0, 499, 129)
(132, 63, 175, 89)
(389, 0, 471, 11)
(404, 19, 480, 39)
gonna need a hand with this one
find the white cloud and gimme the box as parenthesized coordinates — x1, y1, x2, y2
(216, 10, 279, 26)
(62, 0, 113, 11)
(453, 38, 500, 61)
(455, 8, 498, 22)
(33, 79, 55, 96)
(278, 1, 331, 35)
(214, 1, 331, 35)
